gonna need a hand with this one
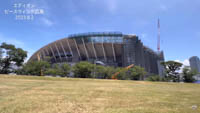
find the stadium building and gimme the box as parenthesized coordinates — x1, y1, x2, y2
(29, 32, 165, 76)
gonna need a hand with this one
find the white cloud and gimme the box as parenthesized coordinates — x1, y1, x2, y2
(0, 34, 25, 48)
(196, 31, 200, 38)
(141, 33, 147, 38)
(182, 59, 190, 66)
(105, 0, 118, 14)
(73, 16, 87, 25)
(88, 0, 118, 13)
(175, 59, 190, 72)
(140, 33, 151, 43)
(40, 18, 54, 27)
(30, 0, 55, 27)
(160, 4, 168, 11)
(175, 59, 190, 66)
(88, 0, 97, 2)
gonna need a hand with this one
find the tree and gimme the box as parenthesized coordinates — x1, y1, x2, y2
(182, 66, 197, 83)
(161, 61, 183, 82)
(0, 42, 27, 74)
(128, 66, 147, 80)
(17, 61, 50, 76)
(72, 62, 94, 78)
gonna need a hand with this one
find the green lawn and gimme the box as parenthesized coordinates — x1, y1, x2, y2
(0, 75, 200, 113)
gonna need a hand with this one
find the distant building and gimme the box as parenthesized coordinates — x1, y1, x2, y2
(189, 56, 200, 73)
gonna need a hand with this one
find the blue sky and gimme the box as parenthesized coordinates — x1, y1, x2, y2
(0, 0, 200, 65)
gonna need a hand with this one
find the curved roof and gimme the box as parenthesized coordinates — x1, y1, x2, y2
(29, 32, 124, 62)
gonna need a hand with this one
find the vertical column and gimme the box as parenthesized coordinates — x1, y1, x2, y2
(41, 50, 46, 60)
(37, 53, 41, 61)
(73, 38, 81, 60)
(101, 37, 107, 61)
(111, 37, 116, 62)
(44, 47, 50, 56)
(44, 47, 52, 61)
(66, 39, 74, 57)
(60, 41, 68, 61)
(91, 38, 97, 60)
(55, 43, 62, 61)
(82, 38, 89, 60)
(49, 46, 57, 62)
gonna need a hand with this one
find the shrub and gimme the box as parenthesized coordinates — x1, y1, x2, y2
(72, 62, 94, 78)
(146, 75, 162, 81)
(114, 67, 127, 80)
(93, 65, 107, 79)
(17, 61, 50, 76)
(103, 66, 116, 79)
(128, 66, 147, 80)
(45, 63, 70, 77)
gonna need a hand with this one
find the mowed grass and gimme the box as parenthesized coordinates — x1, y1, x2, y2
(0, 75, 200, 113)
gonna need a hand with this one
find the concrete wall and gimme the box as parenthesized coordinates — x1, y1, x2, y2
(122, 35, 137, 67)
(122, 35, 165, 75)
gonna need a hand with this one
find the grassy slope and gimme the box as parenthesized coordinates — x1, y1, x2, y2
(0, 75, 200, 113)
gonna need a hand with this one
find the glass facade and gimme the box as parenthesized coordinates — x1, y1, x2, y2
(74, 36, 123, 44)
(69, 32, 123, 44)
(92, 36, 123, 43)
